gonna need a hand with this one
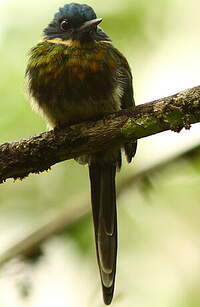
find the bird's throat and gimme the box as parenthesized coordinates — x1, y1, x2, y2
(46, 35, 95, 48)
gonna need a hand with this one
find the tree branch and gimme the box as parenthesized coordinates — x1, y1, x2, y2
(1, 85, 200, 182)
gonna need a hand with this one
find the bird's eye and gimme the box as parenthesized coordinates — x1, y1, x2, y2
(60, 20, 70, 31)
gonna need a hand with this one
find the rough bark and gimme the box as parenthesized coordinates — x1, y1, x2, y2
(0, 85, 200, 182)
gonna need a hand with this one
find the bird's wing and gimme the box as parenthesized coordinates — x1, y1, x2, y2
(112, 46, 137, 162)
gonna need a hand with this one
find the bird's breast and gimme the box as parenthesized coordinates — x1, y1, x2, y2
(26, 40, 122, 126)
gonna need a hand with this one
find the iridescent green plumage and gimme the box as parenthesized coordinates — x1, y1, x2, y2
(26, 3, 137, 305)
(26, 39, 133, 127)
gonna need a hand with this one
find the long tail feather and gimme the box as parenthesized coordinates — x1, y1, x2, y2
(89, 163, 117, 305)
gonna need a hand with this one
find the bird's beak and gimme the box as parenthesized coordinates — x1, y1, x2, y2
(78, 18, 103, 32)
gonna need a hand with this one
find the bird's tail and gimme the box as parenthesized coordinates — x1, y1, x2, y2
(89, 163, 117, 305)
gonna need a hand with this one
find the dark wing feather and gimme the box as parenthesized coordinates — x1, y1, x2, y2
(116, 50, 137, 163)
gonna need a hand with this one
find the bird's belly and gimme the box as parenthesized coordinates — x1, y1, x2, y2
(39, 93, 121, 127)
(32, 64, 121, 126)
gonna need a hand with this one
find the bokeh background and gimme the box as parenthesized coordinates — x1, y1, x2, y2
(0, 0, 200, 306)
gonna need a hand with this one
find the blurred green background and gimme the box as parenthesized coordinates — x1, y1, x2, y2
(0, 0, 200, 306)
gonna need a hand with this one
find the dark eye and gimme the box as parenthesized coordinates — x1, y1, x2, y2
(60, 19, 70, 31)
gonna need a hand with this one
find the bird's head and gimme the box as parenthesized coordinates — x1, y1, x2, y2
(43, 3, 103, 43)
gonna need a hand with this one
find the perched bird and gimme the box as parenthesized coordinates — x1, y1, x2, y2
(26, 3, 137, 305)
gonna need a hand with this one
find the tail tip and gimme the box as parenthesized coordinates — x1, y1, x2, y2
(103, 294, 113, 305)
(103, 286, 114, 305)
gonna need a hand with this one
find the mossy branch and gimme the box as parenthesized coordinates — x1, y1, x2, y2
(1, 85, 200, 183)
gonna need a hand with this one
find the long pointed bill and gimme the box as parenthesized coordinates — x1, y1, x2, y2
(78, 18, 103, 32)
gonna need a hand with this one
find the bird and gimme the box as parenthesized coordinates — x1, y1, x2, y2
(26, 3, 137, 305)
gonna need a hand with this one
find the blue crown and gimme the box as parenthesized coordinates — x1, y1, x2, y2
(54, 3, 97, 22)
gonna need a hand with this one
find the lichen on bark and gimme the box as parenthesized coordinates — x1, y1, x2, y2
(0, 85, 200, 183)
